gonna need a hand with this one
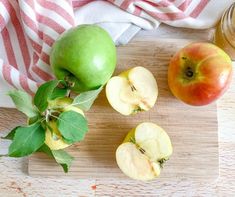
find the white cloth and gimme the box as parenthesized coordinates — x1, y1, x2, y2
(0, 0, 234, 107)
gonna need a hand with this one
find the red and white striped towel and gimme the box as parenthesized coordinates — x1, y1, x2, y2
(0, 0, 233, 107)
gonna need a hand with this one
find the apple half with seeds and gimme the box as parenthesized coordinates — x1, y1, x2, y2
(106, 66, 158, 115)
(116, 122, 173, 181)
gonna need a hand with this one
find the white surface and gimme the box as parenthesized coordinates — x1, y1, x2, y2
(0, 26, 235, 196)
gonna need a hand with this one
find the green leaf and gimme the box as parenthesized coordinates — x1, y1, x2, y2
(50, 87, 68, 100)
(57, 111, 88, 143)
(8, 122, 45, 157)
(52, 149, 74, 173)
(38, 144, 74, 173)
(34, 80, 58, 112)
(37, 144, 52, 157)
(28, 115, 42, 125)
(34, 80, 68, 112)
(1, 126, 19, 140)
(8, 90, 39, 118)
(72, 86, 103, 111)
(62, 137, 74, 145)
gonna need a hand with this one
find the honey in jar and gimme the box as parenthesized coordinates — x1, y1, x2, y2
(214, 3, 235, 60)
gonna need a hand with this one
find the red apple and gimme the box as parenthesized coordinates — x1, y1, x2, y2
(168, 42, 232, 106)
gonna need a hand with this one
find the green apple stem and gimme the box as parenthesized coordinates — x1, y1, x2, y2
(57, 81, 68, 89)
(49, 114, 59, 121)
(45, 109, 60, 122)
(45, 109, 50, 122)
(64, 76, 75, 89)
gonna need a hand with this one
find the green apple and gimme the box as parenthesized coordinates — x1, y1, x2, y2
(45, 121, 71, 150)
(48, 97, 84, 116)
(45, 97, 84, 150)
(116, 122, 173, 181)
(50, 25, 116, 93)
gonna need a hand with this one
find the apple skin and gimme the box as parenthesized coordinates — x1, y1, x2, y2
(168, 42, 232, 106)
(45, 121, 71, 150)
(48, 97, 84, 116)
(45, 97, 84, 150)
(50, 25, 116, 93)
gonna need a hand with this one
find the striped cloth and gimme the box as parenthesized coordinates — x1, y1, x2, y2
(0, 0, 233, 107)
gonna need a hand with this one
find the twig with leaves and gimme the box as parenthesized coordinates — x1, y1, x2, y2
(0, 79, 103, 172)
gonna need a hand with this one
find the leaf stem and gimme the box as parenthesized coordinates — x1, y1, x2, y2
(49, 114, 60, 120)
(71, 96, 97, 106)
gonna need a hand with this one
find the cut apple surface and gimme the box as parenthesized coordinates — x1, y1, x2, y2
(135, 123, 172, 162)
(116, 122, 173, 181)
(116, 142, 157, 180)
(106, 67, 158, 115)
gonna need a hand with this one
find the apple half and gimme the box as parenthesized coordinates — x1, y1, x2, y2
(106, 66, 158, 115)
(116, 122, 173, 181)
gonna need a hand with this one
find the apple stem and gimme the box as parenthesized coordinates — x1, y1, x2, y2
(64, 76, 75, 89)
(45, 109, 50, 122)
(57, 81, 67, 89)
(49, 114, 60, 121)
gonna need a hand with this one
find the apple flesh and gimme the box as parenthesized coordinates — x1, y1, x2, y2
(106, 67, 158, 115)
(168, 42, 232, 106)
(45, 97, 84, 150)
(50, 25, 116, 93)
(116, 122, 173, 181)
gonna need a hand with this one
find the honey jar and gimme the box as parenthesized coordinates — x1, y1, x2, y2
(214, 3, 235, 60)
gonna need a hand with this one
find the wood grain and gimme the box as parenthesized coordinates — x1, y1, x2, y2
(1, 27, 235, 196)
(28, 39, 219, 180)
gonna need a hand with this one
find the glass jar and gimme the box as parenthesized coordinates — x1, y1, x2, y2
(214, 3, 235, 60)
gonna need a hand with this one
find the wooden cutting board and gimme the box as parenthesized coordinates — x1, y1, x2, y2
(28, 38, 218, 180)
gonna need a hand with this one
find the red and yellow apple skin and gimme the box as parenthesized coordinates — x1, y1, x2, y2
(168, 42, 233, 106)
